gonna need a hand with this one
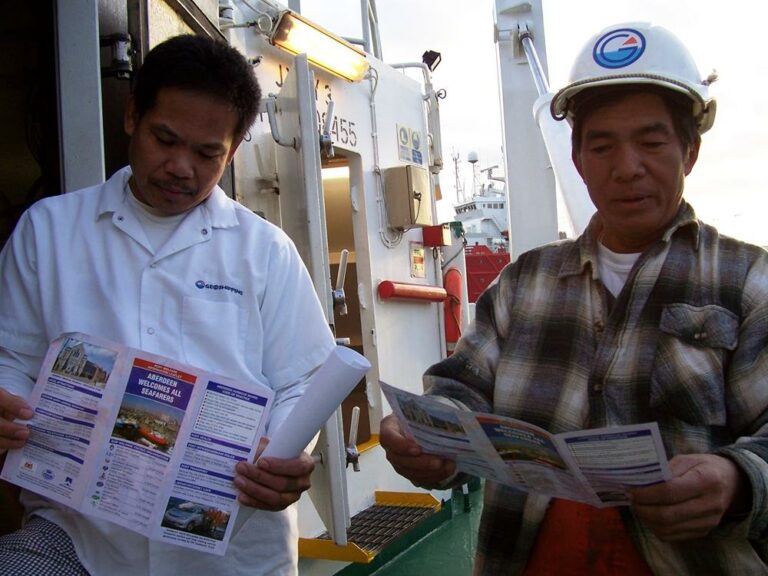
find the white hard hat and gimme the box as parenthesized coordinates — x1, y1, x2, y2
(551, 22, 716, 133)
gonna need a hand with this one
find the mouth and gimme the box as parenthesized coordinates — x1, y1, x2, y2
(154, 181, 195, 197)
(615, 194, 652, 207)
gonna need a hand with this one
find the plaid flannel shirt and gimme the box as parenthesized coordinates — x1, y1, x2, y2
(426, 203, 768, 575)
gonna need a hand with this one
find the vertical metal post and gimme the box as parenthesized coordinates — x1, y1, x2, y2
(494, 0, 558, 258)
(127, 0, 150, 66)
(55, 0, 105, 192)
(360, 0, 371, 54)
(368, 0, 382, 58)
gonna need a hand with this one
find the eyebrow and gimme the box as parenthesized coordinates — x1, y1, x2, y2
(584, 122, 672, 142)
(151, 123, 229, 153)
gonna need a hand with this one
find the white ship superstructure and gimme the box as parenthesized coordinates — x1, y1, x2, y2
(453, 185, 508, 251)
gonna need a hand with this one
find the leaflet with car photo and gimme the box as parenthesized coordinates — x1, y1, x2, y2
(381, 382, 671, 507)
(1, 332, 273, 555)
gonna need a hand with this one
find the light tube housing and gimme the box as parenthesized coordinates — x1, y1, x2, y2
(271, 11, 369, 82)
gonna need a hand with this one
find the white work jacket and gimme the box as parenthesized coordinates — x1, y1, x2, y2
(0, 167, 336, 575)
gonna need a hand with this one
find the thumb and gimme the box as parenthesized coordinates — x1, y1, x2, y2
(380, 415, 420, 455)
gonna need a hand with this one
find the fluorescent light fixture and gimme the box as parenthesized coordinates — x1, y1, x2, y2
(322, 166, 349, 181)
(271, 11, 369, 82)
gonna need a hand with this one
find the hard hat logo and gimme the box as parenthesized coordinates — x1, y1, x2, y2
(593, 29, 646, 69)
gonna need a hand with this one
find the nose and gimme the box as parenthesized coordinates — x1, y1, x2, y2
(164, 148, 194, 179)
(611, 144, 645, 182)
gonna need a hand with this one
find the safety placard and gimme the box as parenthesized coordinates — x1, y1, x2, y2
(409, 242, 426, 278)
(397, 124, 424, 166)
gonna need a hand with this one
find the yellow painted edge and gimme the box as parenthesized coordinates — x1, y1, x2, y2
(374, 490, 442, 510)
(298, 538, 374, 563)
(357, 434, 379, 454)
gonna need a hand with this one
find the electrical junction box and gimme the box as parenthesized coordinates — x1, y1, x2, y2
(384, 165, 434, 230)
(422, 224, 452, 247)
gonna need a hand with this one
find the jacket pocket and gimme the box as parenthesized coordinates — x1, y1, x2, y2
(649, 303, 739, 426)
(181, 297, 247, 373)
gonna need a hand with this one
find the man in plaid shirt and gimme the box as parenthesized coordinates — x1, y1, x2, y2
(382, 22, 768, 575)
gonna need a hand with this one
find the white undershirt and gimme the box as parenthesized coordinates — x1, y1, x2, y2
(125, 186, 187, 252)
(597, 242, 641, 297)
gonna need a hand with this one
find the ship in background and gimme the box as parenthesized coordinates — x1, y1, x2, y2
(451, 152, 511, 303)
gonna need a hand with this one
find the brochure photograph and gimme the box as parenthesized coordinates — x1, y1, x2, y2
(381, 381, 671, 507)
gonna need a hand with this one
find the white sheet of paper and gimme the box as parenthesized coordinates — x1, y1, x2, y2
(260, 346, 371, 459)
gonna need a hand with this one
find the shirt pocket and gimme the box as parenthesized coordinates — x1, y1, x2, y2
(181, 297, 248, 374)
(649, 303, 739, 427)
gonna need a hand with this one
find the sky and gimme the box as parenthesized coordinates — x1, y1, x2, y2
(301, 0, 768, 247)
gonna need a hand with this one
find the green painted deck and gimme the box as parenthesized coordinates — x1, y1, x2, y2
(337, 482, 483, 576)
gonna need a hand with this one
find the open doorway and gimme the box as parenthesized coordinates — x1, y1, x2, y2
(322, 155, 371, 447)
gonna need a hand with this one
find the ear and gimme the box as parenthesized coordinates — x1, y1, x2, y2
(124, 96, 138, 137)
(683, 137, 700, 176)
(225, 136, 244, 165)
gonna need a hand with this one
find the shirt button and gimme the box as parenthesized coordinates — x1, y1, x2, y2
(150, 263, 157, 269)
(147, 328, 155, 335)
(117, 215, 124, 221)
(593, 320, 605, 332)
(201, 228, 208, 236)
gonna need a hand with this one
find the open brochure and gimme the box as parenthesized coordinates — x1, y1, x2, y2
(381, 382, 671, 507)
(1, 332, 274, 555)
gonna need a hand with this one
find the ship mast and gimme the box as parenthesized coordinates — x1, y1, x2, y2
(467, 150, 479, 198)
(452, 150, 465, 204)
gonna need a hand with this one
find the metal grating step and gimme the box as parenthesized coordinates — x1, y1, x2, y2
(299, 491, 442, 563)
(318, 503, 436, 554)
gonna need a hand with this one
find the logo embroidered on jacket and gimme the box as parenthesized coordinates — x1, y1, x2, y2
(195, 280, 243, 296)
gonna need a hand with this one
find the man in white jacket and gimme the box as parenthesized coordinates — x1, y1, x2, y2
(0, 34, 335, 575)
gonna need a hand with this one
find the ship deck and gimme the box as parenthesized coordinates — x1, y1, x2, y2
(335, 481, 483, 576)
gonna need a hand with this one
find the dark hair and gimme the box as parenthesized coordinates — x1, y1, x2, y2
(132, 35, 261, 138)
(570, 85, 699, 154)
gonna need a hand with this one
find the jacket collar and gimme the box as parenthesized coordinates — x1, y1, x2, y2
(96, 165, 240, 230)
(558, 202, 701, 279)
